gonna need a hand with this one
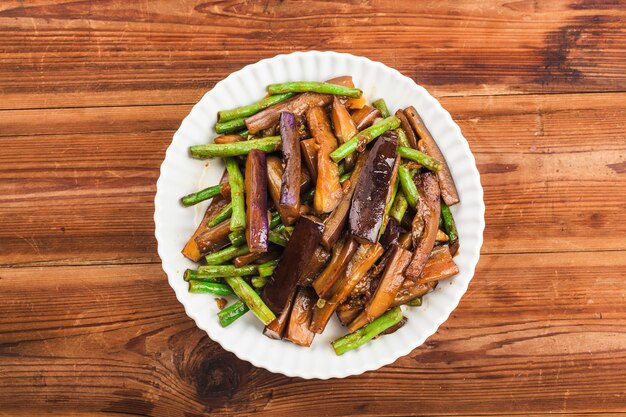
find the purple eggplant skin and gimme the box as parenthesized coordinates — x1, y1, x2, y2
(261, 216, 325, 314)
(348, 132, 399, 244)
(404, 171, 441, 280)
(321, 151, 368, 251)
(245, 92, 333, 134)
(379, 217, 403, 250)
(279, 112, 302, 225)
(285, 286, 317, 347)
(264, 291, 296, 340)
(194, 219, 231, 256)
(245, 149, 269, 253)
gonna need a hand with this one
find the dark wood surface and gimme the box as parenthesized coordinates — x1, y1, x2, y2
(1, 1, 625, 415)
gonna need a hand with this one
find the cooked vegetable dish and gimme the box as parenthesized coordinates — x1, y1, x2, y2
(181, 77, 460, 354)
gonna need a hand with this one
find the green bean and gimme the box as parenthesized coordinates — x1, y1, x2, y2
(207, 202, 233, 227)
(229, 230, 246, 247)
(267, 81, 362, 98)
(204, 245, 249, 266)
(331, 307, 403, 355)
(225, 157, 245, 232)
(390, 190, 409, 223)
(251, 276, 269, 289)
(224, 277, 276, 325)
(215, 117, 247, 134)
(180, 184, 221, 207)
(190, 136, 281, 159)
(372, 98, 391, 118)
(398, 165, 419, 209)
(258, 259, 279, 278)
(217, 300, 249, 327)
(394, 128, 410, 148)
(218, 93, 297, 122)
(188, 280, 235, 296)
(440, 201, 458, 242)
(330, 116, 401, 163)
(398, 146, 442, 172)
(197, 264, 258, 278)
(183, 269, 222, 282)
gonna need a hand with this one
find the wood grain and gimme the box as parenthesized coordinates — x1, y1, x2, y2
(1, 93, 624, 266)
(2, 1, 626, 415)
(1, 252, 625, 416)
(0, 1, 625, 109)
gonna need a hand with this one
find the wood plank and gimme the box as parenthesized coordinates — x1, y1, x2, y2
(1, 92, 624, 265)
(1, 251, 624, 415)
(0, 1, 625, 109)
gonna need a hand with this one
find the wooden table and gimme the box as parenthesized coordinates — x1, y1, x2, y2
(1, 1, 625, 415)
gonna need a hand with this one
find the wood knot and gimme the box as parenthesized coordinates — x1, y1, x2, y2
(196, 356, 241, 401)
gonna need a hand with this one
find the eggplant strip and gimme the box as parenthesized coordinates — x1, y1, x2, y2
(312, 237, 359, 300)
(404, 106, 460, 205)
(337, 302, 363, 327)
(307, 106, 343, 213)
(332, 96, 359, 170)
(285, 287, 317, 347)
(405, 171, 441, 280)
(348, 131, 399, 243)
(392, 280, 437, 307)
(278, 112, 301, 225)
(321, 151, 368, 251)
(395, 109, 419, 149)
(348, 245, 413, 332)
(352, 105, 381, 131)
(194, 219, 232, 256)
(264, 291, 296, 340)
(245, 92, 333, 134)
(310, 243, 384, 333)
(262, 216, 324, 314)
(417, 245, 459, 283)
(182, 195, 229, 262)
(245, 150, 269, 253)
(300, 138, 318, 181)
(300, 246, 331, 286)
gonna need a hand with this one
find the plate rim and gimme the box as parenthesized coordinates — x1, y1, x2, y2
(154, 50, 485, 379)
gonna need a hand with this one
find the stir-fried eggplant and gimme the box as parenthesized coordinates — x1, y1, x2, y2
(279, 112, 301, 224)
(352, 105, 381, 131)
(321, 151, 368, 251)
(285, 287, 317, 347)
(300, 138, 318, 181)
(245, 150, 269, 253)
(379, 218, 403, 250)
(264, 291, 296, 340)
(404, 106, 460, 206)
(194, 219, 232, 256)
(417, 245, 459, 283)
(182, 76, 464, 352)
(300, 246, 331, 286)
(262, 216, 324, 314)
(349, 132, 398, 243)
(348, 245, 413, 332)
(245, 92, 333, 134)
(405, 171, 441, 280)
(310, 243, 384, 333)
(392, 280, 437, 307)
(182, 195, 229, 262)
(312, 237, 359, 299)
(395, 109, 419, 149)
(307, 106, 343, 213)
(332, 96, 359, 169)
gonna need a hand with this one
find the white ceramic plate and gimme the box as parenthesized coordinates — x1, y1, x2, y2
(154, 51, 484, 379)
